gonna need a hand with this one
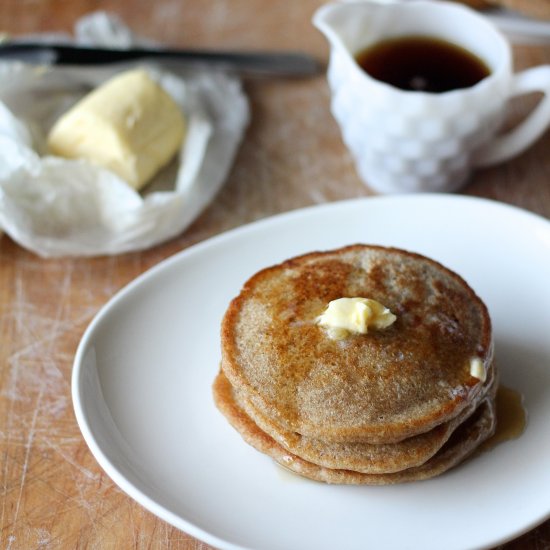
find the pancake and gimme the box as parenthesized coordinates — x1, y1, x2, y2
(219, 369, 495, 473)
(231, 363, 496, 474)
(221, 245, 493, 444)
(212, 370, 497, 485)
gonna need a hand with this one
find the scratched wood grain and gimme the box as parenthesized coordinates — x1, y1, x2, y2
(1, 1, 549, 549)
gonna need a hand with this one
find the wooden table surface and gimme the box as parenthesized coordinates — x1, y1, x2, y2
(1, 1, 549, 548)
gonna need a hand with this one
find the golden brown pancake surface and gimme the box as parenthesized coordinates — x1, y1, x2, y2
(221, 245, 493, 444)
(232, 364, 496, 474)
(212, 370, 497, 485)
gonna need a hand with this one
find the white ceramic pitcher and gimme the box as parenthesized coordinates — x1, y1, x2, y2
(313, 1, 550, 193)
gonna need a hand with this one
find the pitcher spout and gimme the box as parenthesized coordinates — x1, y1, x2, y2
(313, 1, 404, 61)
(312, 3, 355, 56)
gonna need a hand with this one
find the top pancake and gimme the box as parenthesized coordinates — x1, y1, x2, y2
(221, 245, 493, 443)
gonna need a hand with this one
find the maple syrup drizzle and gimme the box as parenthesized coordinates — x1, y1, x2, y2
(481, 384, 526, 452)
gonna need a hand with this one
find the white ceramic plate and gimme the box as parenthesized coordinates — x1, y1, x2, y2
(72, 195, 550, 550)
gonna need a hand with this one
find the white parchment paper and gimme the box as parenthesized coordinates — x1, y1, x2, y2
(0, 12, 250, 257)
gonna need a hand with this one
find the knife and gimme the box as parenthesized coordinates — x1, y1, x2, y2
(0, 42, 323, 77)
(481, 6, 550, 44)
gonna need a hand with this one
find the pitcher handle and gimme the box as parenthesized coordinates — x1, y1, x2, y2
(473, 65, 550, 167)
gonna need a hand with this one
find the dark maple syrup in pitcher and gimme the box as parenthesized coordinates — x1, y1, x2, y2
(356, 35, 490, 93)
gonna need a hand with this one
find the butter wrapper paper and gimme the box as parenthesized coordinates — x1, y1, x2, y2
(0, 13, 249, 257)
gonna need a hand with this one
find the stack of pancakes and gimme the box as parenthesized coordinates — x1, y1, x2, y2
(214, 245, 497, 484)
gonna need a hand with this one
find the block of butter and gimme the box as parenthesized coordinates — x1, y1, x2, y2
(47, 68, 186, 190)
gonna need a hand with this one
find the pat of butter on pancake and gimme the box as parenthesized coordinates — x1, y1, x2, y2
(470, 357, 486, 382)
(317, 297, 396, 340)
(47, 68, 186, 190)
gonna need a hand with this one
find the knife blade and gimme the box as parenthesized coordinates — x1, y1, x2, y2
(0, 42, 323, 77)
(482, 6, 550, 44)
